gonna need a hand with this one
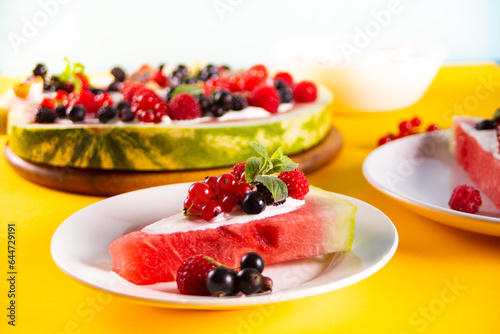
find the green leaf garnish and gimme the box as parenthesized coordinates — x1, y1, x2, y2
(254, 175, 288, 202)
(57, 57, 87, 92)
(243, 141, 300, 199)
(170, 84, 204, 99)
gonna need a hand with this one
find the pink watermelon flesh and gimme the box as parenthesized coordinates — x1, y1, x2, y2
(453, 117, 500, 209)
(109, 187, 356, 285)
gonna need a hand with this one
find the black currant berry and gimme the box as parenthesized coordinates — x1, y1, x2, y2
(118, 107, 135, 122)
(34, 106, 57, 123)
(206, 267, 236, 297)
(68, 105, 86, 122)
(236, 268, 262, 295)
(240, 252, 265, 273)
(475, 119, 497, 130)
(231, 94, 248, 111)
(116, 100, 130, 111)
(55, 105, 67, 118)
(97, 106, 116, 123)
(241, 191, 266, 214)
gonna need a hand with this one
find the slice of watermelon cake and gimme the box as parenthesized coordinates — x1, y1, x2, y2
(451, 115, 500, 209)
(109, 144, 356, 285)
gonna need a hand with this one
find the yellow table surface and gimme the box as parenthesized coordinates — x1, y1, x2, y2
(1, 64, 500, 334)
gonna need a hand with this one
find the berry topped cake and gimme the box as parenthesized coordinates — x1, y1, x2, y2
(109, 143, 356, 286)
(6, 59, 333, 171)
(450, 113, 500, 210)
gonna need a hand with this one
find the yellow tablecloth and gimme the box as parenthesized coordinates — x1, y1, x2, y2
(1, 64, 500, 334)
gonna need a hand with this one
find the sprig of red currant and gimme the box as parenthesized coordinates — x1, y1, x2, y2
(377, 117, 440, 146)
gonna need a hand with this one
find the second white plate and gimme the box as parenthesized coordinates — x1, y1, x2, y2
(363, 130, 500, 236)
(51, 183, 398, 309)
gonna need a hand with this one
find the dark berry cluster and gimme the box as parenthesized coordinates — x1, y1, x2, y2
(176, 252, 273, 297)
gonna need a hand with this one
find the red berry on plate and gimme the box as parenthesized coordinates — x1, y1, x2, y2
(426, 124, 439, 132)
(293, 81, 317, 102)
(40, 97, 55, 109)
(169, 93, 202, 120)
(278, 169, 310, 200)
(217, 174, 237, 194)
(274, 72, 294, 86)
(448, 185, 482, 213)
(201, 200, 223, 222)
(410, 117, 421, 127)
(231, 161, 246, 181)
(176, 255, 217, 296)
(398, 121, 413, 135)
(248, 85, 280, 114)
(188, 182, 213, 207)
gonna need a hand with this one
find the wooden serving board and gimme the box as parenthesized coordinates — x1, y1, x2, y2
(5, 127, 342, 196)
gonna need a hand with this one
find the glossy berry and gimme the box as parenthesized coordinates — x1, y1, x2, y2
(33, 63, 47, 78)
(176, 255, 217, 296)
(110, 67, 126, 82)
(410, 117, 422, 127)
(201, 200, 223, 222)
(377, 135, 394, 146)
(40, 97, 56, 110)
(248, 64, 268, 78)
(34, 106, 57, 123)
(242, 73, 266, 92)
(135, 91, 158, 110)
(68, 105, 86, 122)
(188, 182, 213, 206)
(249, 85, 280, 114)
(118, 107, 135, 122)
(260, 276, 273, 292)
(184, 197, 202, 215)
(116, 100, 130, 111)
(231, 94, 248, 111)
(274, 72, 294, 86)
(97, 106, 117, 123)
(236, 268, 262, 295)
(204, 176, 219, 198)
(475, 120, 497, 130)
(198, 95, 211, 116)
(277, 87, 293, 104)
(240, 252, 265, 273)
(151, 69, 168, 87)
(221, 193, 239, 213)
(231, 161, 246, 181)
(293, 81, 317, 102)
(217, 174, 237, 193)
(68, 90, 98, 116)
(278, 169, 310, 200)
(107, 80, 121, 92)
(206, 267, 236, 297)
(241, 191, 266, 214)
(169, 93, 202, 120)
(235, 182, 252, 199)
(399, 121, 413, 135)
(426, 124, 439, 132)
(448, 185, 482, 213)
(198, 64, 219, 82)
(55, 105, 67, 118)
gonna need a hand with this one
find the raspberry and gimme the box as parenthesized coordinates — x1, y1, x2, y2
(274, 72, 293, 86)
(242, 74, 266, 92)
(231, 161, 246, 181)
(248, 65, 268, 78)
(121, 81, 154, 103)
(67, 90, 98, 116)
(278, 169, 310, 200)
(293, 81, 317, 102)
(168, 93, 202, 120)
(248, 85, 280, 114)
(448, 185, 482, 213)
(176, 255, 217, 296)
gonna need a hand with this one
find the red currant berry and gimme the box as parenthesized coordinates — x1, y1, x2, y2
(40, 97, 55, 109)
(201, 201, 223, 222)
(204, 176, 219, 198)
(410, 117, 421, 127)
(136, 91, 158, 110)
(184, 197, 202, 215)
(54, 90, 68, 102)
(188, 182, 213, 206)
(221, 193, 239, 213)
(398, 121, 412, 135)
(378, 135, 393, 146)
(426, 124, 439, 132)
(153, 112, 163, 123)
(217, 174, 237, 194)
(235, 182, 253, 199)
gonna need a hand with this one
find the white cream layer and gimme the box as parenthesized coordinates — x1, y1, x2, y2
(142, 198, 305, 235)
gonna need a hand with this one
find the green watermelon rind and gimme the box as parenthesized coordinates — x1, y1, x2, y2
(8, 86, 333, 171)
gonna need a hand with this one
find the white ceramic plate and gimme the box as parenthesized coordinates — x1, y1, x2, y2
(363, 130, 500, 236)
(51, 183, 398, 310)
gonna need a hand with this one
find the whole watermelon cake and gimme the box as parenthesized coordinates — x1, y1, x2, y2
(6, 60, 333, 171)
(109, 143, 356, 288)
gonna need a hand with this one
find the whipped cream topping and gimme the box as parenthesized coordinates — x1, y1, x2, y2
(142, 197, 305, 235)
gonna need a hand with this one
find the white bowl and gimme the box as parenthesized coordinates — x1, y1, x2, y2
(273, 35, 447, 112)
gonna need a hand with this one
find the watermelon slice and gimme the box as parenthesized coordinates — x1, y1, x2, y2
(451, 116, 500, 209)
(109, 186, 356, 285)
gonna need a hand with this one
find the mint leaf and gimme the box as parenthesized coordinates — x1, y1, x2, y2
(171, 84, 204, 99)
(249, 142, 269, 159)
(280, 156, 299, 172)
(270, 146, 283, 161)
(255, 175, 288, 202)
(245, 156, 261, 182)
